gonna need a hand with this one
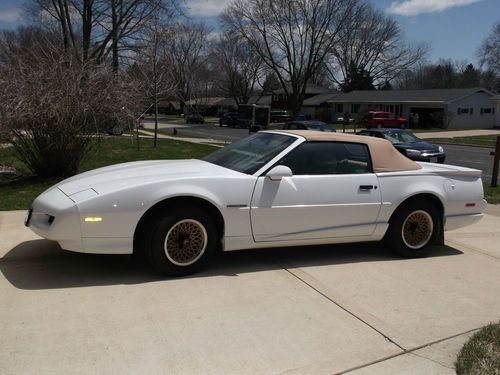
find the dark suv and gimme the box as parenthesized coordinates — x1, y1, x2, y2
(270, 110, 293, 123)
(185, 113, 204, 124)
(219, 112, 239, 127)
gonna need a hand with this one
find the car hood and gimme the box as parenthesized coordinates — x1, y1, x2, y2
(394, 141, 440, 152)
(56, 159, 240, 196)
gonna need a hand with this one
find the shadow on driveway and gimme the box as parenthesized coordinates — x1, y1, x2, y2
(0, 239, 463, 290)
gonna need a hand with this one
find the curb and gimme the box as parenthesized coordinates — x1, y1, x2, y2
(422, 140, 495, 149)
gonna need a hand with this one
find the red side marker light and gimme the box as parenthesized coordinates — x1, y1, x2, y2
(465, 203, 475, 207)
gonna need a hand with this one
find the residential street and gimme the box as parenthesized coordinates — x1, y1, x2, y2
(443, 144, 495, 183)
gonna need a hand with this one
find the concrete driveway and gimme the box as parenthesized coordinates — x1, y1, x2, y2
(1, 208, 499, 374)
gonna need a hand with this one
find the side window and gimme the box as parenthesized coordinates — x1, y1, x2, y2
(277, 142, 372, 175)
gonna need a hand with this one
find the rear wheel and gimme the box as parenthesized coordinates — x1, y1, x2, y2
(146, 207, 217, 276)
(376, 122, 383, 128)
(386, 200, 441, 257)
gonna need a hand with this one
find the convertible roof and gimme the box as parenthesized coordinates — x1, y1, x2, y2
(270, 130, 422, 173)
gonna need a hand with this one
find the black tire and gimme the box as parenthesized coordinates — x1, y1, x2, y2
(386, 199, 441, 258)
(400, 122, 408, 129)
(376, 122, 383, 128)
(146, 207, 218, 276)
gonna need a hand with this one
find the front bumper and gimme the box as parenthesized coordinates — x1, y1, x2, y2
(28, 187, 83, 252)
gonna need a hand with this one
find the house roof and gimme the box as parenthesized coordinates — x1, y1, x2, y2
(185, 97, 226, 106)
(274, 83, 333, 95)
(302, 92, 341, 106)
(217, 95, 273, 107)
(327, 88, 494, 104)
(269, 130, 421, 173)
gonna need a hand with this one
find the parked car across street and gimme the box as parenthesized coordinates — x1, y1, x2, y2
(219, 112, 239, 127)
(283, 120, 336, 132)
(357, 128, 446, 163)
(185, 113, 204, 124)
(359, 111, 408, 129)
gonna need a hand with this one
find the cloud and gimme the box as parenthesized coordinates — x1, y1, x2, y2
(0, 6, 22, 23)
(387, 0, 483, 16)
(186, 0, 232, 17)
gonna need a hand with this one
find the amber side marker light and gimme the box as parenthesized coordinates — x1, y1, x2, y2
(84, 217, 103, 222)
(465, 203, 476, 207)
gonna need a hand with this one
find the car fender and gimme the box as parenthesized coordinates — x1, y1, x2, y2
(376, 174, 446, 223)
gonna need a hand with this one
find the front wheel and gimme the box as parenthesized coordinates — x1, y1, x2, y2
(386, 200, 441, 257)
(146, 208, 218, 276)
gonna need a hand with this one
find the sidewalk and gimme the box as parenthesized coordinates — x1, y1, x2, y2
(418, 129, 500, 139)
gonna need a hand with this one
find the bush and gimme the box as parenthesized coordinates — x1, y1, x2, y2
(0, 28, 137, 177)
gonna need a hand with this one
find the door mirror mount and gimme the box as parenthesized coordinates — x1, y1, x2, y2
(266, 165, 293, 181)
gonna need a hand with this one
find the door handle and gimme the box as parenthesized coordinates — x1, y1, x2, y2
(359, 185, 376, 191)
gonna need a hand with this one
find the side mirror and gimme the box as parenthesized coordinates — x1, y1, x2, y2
(266, 165, 293, 181)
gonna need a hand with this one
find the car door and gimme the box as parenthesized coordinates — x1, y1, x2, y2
(250, 141, 382, 242)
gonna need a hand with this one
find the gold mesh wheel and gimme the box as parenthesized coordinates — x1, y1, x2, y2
(401, 210, 434, 249)
(164, 219, 207, 266)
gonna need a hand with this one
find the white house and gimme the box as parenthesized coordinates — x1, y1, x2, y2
(327, 88, 496, 129)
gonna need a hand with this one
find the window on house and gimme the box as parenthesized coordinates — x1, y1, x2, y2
(470, 108, 473, 115)
(457, 108, 469, 115)
(351, 104, 360, 114)
(480, 108, 492, 115)
(334, 103, 343, 113)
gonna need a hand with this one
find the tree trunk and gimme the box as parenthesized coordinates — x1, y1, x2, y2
(111, 0, 119, 72)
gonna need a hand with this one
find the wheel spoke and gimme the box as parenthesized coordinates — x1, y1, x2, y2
(401, 210, 433, 249)
(164, 219, 208, 266)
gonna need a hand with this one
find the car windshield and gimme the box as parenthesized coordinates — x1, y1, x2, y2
(383, 130, 421, 144)
(203, 132, 296, 174)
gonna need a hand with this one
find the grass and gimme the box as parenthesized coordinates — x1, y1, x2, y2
(455, 322, 500, 375)
(0, 137, 218, 211)
(484, 185, 500, 204)
(426, 135, 500, 147)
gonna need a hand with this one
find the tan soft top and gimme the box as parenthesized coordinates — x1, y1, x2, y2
(272, 130, 421, 173)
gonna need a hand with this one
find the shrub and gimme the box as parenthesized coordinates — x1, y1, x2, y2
(0, 28, 137, 177)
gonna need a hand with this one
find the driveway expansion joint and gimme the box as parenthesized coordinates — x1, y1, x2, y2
(279, 264, 406, 351)
(335, 327, 482, 374)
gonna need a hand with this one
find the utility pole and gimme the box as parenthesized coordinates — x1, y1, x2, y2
(491, 136, 500, 187)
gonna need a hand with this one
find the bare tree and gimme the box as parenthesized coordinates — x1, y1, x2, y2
(129, 11, 177, 146)
(221, 0, 354, 117)
(0, 27, 138, 177)
(30, 0, 179, 70)
(165, 22, 209, 114)
(212, 32, 262, 105)
(478, 21, 500, 75)
(327, 1, 428, 92)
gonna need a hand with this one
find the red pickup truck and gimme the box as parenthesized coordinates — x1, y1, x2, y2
(360, 111, 408, 129)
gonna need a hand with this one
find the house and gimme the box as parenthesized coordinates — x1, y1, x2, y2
(272, 84, 333, 111)
(328, 88, 496, 129)
(301, 92, 341, 121)
(216, 95, 273, 113)
(492, 94, 500, 128)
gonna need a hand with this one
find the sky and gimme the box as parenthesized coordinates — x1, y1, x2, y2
(0, 0, 499, 65)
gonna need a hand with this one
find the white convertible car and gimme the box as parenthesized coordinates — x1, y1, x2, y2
(26, 130, 486, 275)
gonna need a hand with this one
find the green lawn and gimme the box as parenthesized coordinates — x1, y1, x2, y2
(484, 185, 500, 204)
(0, 137, 217, 210)
(426, 135, 500, 147)
(455, 322, 500, 375)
